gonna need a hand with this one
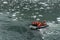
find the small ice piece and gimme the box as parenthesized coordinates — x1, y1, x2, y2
(34, 8, 39, 10)
(12, 13, 16, 17)
(46, 7, 50, 9)
(32, 15, 37, 18)
(40, 7, 44, 9)
(57, 17, 60, 22)
(32, 13, 34, 15)
(17, 6, 20, 8)
(19, 17, 22, 20)
(57, 20, 60, 21)
(44, 4, 48, 6)
(16, 12, 20, 13)
(12, 18, 17, 21)
(12, 9, 15, 11)
(3, 1, 8, 4)
(34, 4, 37, 7)
(14, 0, 17, 1)
(52, 21, 55, 24)
(21, 14, 24, 16)
(41, 3, 45, 4)
(35, 12, 39, 14)
(38, 15, 43, 17)
(42, 37, 44, 39)
(36, 18, 40, 21)
(6, 12, 10, 14)
(57, 17, 60, 20)
(0, 12, 3, 15)
(23, 7, 30, 10)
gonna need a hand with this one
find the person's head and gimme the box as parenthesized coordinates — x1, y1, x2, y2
(43, 20, 46, 23)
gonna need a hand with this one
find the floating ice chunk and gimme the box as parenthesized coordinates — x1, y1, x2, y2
(12, 14, 16, 17)
(38, 15, 43, 17)
(32, 13, 34, 15)
(42, 37, 44, 39)
(57, 17, 60, 22)
(12, 13, 16, 17)
(23, 7, 30, 10)
(6, 12, 10, 14)
(38, 2, 46, 5)
(36, 18, 40, 21)
(12, 18, 17, 21)
(34, 8, 39, 10)
(12, 9, 15, 11)
(16, 12, 20, 13)
(57, 20, 60, 21)
(21, 14, 24, 16)
(44, 4, 48, 6)
(57, 17, 60, 20)
(32, 15, 37, 18)
(17, 6, 20, 8)
(41, 3, 45, 4)
(40, 7, 44, 9)
(35, 12, 39, 14)
(14, 0, 17, 1)
(34, 4, 37, 7)
(19, 17, 23, 20)
(0, 12, 3, 15)
(52, 21, 55, 24)
(3, 1, 8, 4)
(46, 7, 50, 9)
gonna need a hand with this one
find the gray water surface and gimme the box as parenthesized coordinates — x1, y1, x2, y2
(0, 0, 60, 40)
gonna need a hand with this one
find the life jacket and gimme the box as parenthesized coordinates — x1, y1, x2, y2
(32, 22, 42, 26)
(32, 21, 46, 28)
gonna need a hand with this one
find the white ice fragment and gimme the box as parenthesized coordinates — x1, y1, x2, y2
(57, 20, 60, 21)
(0, 12, 3, 15)
(23, 7, 30, 10)
(44, 4, 48, 6)
(40, 7, 44, 9)
(42, 37, 44, 39)
(38, 15, 43, 17)
(12, 18, 17, 21)
(6, 12, 10, 14)
(21, 14, 24, 16)
(3, 1, 8, 4)
(52, 21, 55, 24)
(57, 17, 60, 20)
(12, 9, 15, 11)
(46, 7, 50, 9)
(17, 6, 20, 8)
(16, 12, 20, 13)
(19, 17, 23, 20)
(35, 12, 39, 14)
(34, 8, 39, 10)
(36, 18, 40, 21)
(12, 13, 16, 17)
(34, 4, 37, 7)
(14, 0, 17, 1)
(57, 17, 60, 22)
(32, 15, 37, 18)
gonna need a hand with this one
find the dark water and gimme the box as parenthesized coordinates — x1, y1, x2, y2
(0, 0, 60, 40)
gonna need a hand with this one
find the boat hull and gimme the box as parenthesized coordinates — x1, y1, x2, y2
(29, 25, 49, 30)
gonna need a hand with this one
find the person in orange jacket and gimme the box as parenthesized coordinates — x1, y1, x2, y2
(32, 20, 47, 28)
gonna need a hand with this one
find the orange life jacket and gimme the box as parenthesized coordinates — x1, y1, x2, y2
(32, 21, 46, 27)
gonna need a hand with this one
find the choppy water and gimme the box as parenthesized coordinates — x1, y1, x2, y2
(0, 0, 60, 40)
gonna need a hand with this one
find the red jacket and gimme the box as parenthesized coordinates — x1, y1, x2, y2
(32, 21, 46, 28)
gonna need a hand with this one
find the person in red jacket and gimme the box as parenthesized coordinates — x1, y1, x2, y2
(32, 20, 47, 28)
